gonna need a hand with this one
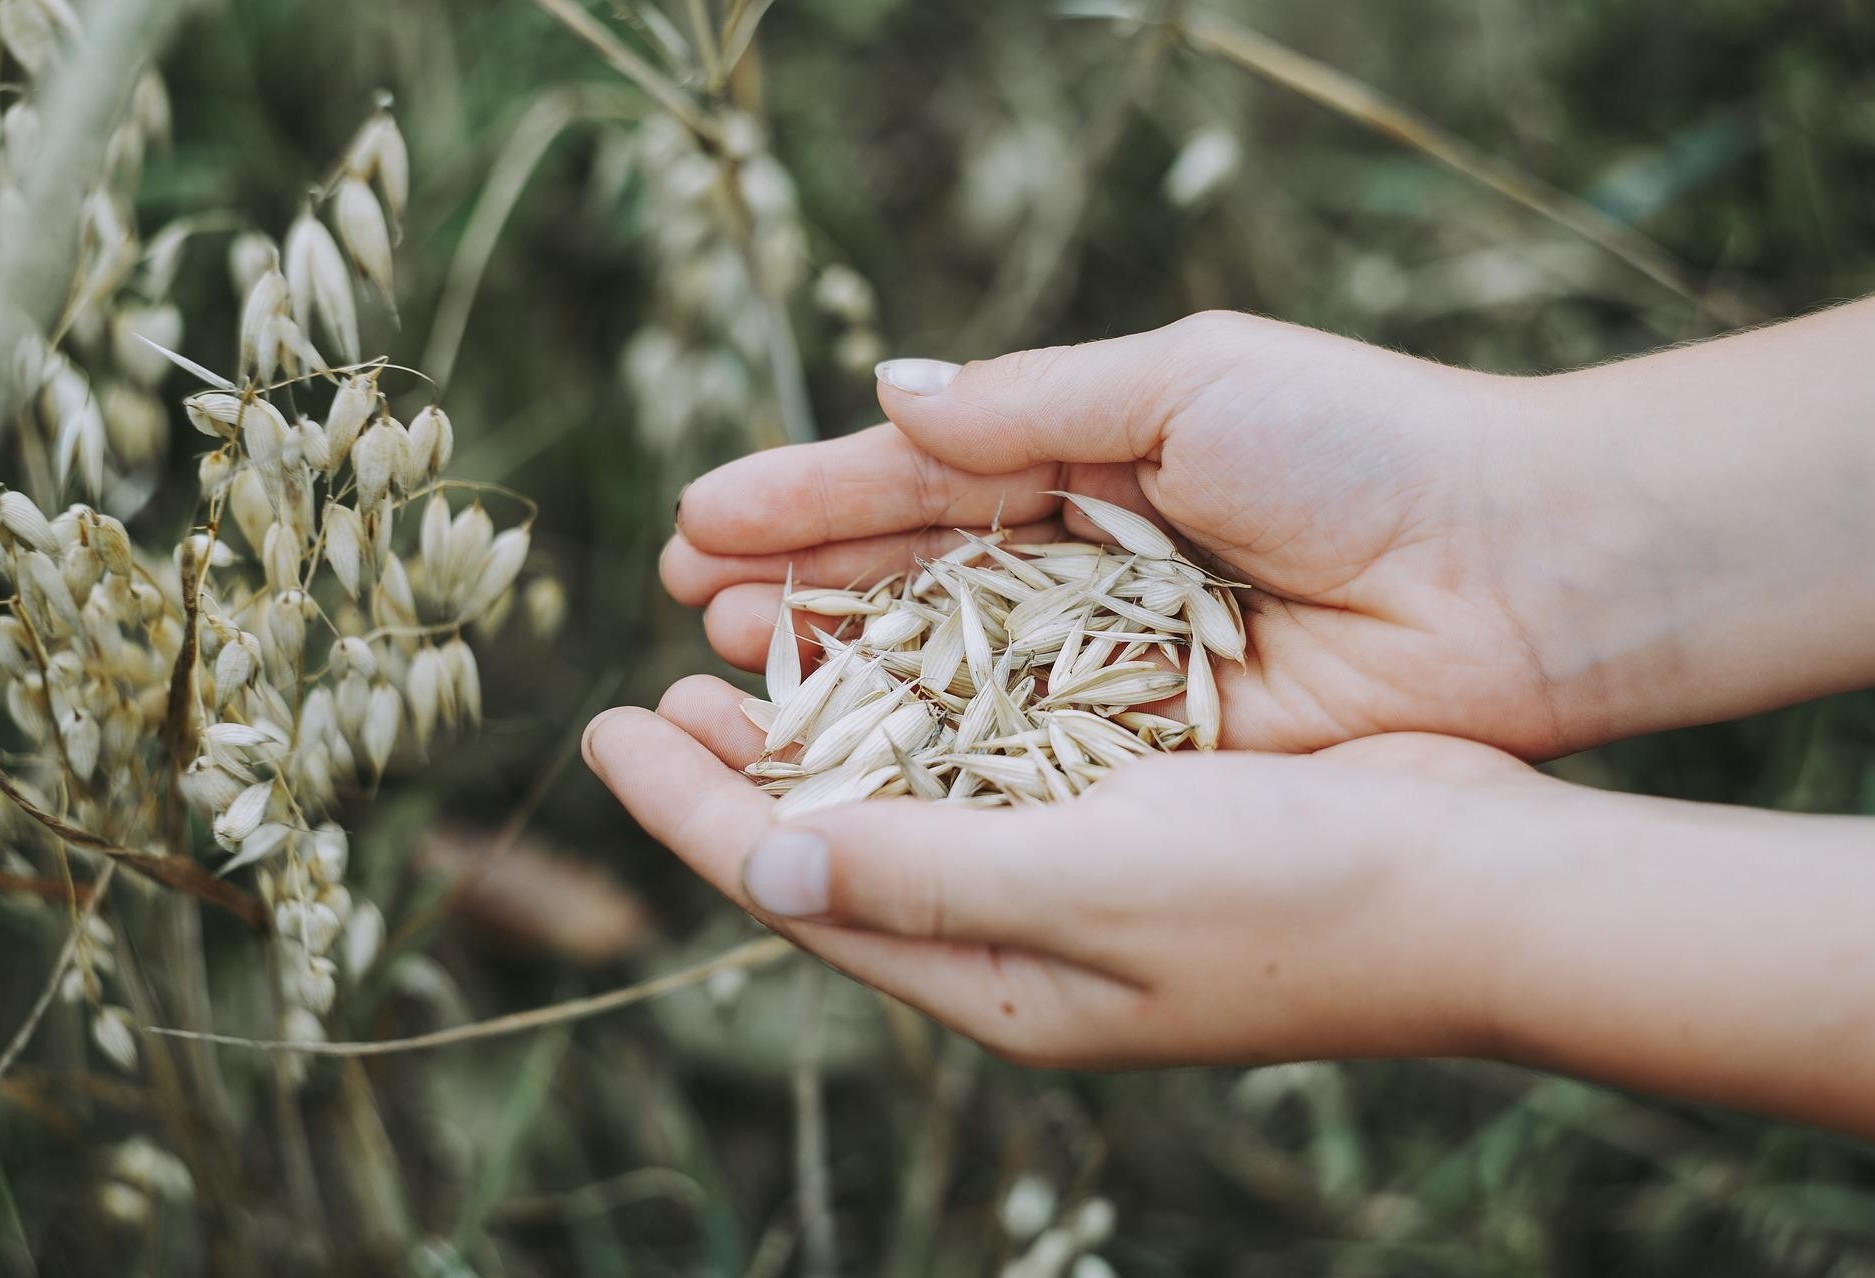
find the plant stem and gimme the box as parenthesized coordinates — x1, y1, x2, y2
(0, 861, 114, 1083)
(262, 936, 326, 1240)
(791, 963, 837, 1278)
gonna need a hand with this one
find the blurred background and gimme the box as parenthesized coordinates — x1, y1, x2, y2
(5, 0, 1875, 1274)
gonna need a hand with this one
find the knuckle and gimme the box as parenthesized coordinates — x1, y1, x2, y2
(824, 841, 948, 936)
(654, 673, 719, 720)
(1170, 308, 1253, 345)
(972, 344, 1071, 393)
(657, 535, 703, 606)
(905, 446, 953, 521)
(897, 854, 951, 938)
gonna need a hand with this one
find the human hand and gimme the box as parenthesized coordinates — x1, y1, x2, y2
(587, 682, 1875, 1133)
(666, 303, 1875, 757)
(583, 674, 1545, 1068)
(662, 311, 1604, 758)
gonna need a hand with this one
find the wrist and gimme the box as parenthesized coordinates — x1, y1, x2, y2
(1328, 752, 1580, 1062)
(1467, 368, 1746, 749)
(1476, 321, 1875, 749)
(1453, 785, 1875, 1131)
(1435, 775, 1626, 1064)
(1407, 766, 1594, 1060)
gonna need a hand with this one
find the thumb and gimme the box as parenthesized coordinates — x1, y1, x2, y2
(874, 313, 1234, 473)
(739, 799, 1083, 950)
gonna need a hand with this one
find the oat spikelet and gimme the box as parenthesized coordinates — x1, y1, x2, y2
(740, 495, 1251, 816)
(765, 565, 802, 703)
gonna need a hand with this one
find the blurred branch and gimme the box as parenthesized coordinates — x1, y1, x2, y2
(532, 0, 715, 139)
(0, 863, 114, 1083)
(0, 870, 97, 905)
(743, 1217, 799, 1278)
(1437, 1062, 1875, 1273)
(385, 667, 626, 955)
(886, 1033, 980, 1278)
(0, 1150, 39, 1278)
(0, 0, 184, 427)
(964, 4, 1175, 350)
(0, 768, 266, 928)
(148, 934, 797, 1055)
(792, 963, 838, 1278)
(451, 1026, 572, 1256)
(423, 89, 640, 392)
(720, 0, 779, 80)
(111, 915, 250, 1262)
(492, 1166, 705, 1225)
(1064, 1, 1759, 328)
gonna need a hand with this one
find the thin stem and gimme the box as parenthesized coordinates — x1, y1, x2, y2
(147, 935, 797, 1056)
(791, 963, 837, 1278)
(0, 1147, 38, 1278)
(720, 0, 779, 80)
(714, 160, 818, 444)
(533, 0, 716, 140)
(491, 1167, 705, 1225)
(1061, 0, 1755, 327)
(263, 935, 327, 1237)
(682, 0, 722, 85)
(0, 767, 268, 927)
(421, 88, 639, 392)
(383, 668, 625, 956)
(0, 863, 114, 1082)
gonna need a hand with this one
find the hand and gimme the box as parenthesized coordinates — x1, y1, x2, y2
(587, 683, 1875, 1134)
(662, 311, 1598, 757)
(582, 675, 1544, 1068)
(666, 300, 1875, 760)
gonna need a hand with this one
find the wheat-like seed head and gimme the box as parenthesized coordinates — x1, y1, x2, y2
(0, 82, 558, 1114)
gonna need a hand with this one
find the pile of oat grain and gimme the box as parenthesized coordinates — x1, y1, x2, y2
(741, 492, 1245, 817)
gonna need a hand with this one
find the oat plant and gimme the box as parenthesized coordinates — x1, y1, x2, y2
(0, 7, 554, 1247)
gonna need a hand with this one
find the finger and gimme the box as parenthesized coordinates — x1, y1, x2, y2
(703, 582, 806, 674)
(739, 797, 1111, 962)
(655, 673, 767, 770)
(874, 314, 1235, 473)
(677, 423, 1061, 556)
(583, 696, 1107, 962)
(581, 706, 1132, 1054)
(660, 519, 1063, 609)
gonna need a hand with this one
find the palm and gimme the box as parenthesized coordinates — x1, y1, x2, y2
(664, 316, 1563, 758)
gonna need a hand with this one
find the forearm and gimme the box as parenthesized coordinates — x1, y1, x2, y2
(1488, 298, 1875, 744)
(1465, 785, 1875, 1136)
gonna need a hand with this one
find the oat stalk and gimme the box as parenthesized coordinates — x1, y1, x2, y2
(145, 935, 797, 1056)
(0, 862, 116, 1082)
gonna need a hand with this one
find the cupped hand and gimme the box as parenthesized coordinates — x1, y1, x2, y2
(583, 674, 1553, 1069)
(661, 311, 1591, 758)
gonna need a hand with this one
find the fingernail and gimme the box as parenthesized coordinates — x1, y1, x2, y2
(743, 828, 829, 917)
(875, 358, 962, 396)
(581, 706, 631, 772)
(673, 482, 689, 529)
